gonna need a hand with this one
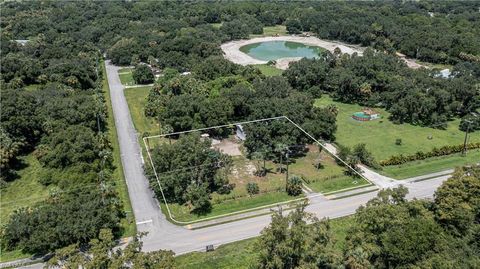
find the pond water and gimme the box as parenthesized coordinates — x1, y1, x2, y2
(239, 41, 324, 61)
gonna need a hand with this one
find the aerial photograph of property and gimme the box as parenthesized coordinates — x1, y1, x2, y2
(1, 1, 479, 268)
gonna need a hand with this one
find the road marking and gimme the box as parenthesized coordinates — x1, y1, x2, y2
(136, 219, 153, 225)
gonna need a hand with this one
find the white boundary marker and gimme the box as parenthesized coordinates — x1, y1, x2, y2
(143, 116, 373, 225)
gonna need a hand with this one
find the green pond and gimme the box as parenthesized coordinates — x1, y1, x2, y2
(240, 41, 324, 61)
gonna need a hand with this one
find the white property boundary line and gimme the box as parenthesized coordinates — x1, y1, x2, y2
(143, 116, 373, 225)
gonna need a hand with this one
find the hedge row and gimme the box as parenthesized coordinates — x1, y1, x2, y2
(380, 142, 480, 166)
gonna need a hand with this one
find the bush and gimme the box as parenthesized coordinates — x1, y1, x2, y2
(380, 142, 480, 166)
(246, 182, 259, 196)
(133, 65, 154, 84)
(286, 176, 303, 196)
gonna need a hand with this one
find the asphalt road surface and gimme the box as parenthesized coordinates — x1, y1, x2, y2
(104, 61, 449, 254)
(8, 63, 450, 269)
(105, 61, 184, 252)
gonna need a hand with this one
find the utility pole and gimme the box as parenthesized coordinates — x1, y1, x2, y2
(463, 112, 478, 156)
(285, 151, 290, 183)
(462, 120, 472, 156)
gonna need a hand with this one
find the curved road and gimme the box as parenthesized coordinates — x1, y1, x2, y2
(105, 61, 185, 252)
(8, 62, 450, 269)
(104, 60, 449, 254)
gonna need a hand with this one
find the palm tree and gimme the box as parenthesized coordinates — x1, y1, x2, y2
(275, 143, 288, 173)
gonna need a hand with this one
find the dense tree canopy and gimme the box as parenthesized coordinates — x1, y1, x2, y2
(256, 165, 480, 269)
(1, 0, 479, 259)
(149, 134, 232, 213)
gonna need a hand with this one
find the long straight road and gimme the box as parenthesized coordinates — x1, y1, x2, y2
(105, 61, 184, 251)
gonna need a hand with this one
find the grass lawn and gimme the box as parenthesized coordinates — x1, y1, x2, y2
(175, 216, 354, 269)
(163, 148, 303, 222)
(124, 86, 157, 135)
(0, 155, 50, 224)
(255, 64, 283, 76)
(158, 143, 359, 222)
(250, 25, 287, 38)
(381, 149, 480, 179)
(289, 145, 368, 193)
(103, 61, 136, 237)
(166, 191, 297, 223)
(314, 96, 480, 161)
(119, 70, 135, 86)
(0, 155, 50, 262)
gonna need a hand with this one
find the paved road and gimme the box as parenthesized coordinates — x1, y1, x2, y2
(105, 60, 449, 254)
(11, 63, 451, 269)
(105, 61, 184, 252)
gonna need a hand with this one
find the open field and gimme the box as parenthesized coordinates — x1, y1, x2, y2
(314, 96, 480, 161)
(155, 136, 305, 222)
(289, 145, 368, 192)
(102, 62, 136, 237)
(150, 135, 359, 222)
(255, 64, 283, 76)
(0, 155, 49, 223)
(124, 86, 157, 135)
(118, 68, 135, 86)
(250, 25, 287, 38)
(1, 156, 49, 261)
(382, 150, 480, 179)
(175, 216, 354, 269)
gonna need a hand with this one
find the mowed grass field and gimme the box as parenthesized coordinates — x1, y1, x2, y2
(315, 96, 480, 178)
(315, 96, 480, 161)
(175, 216, 354, 269)
(0, 155, 50, 225)
(382, 150, 480, 179)
(118, 68, 135, 86)
(156, 142, 362, 222)
(250, 25, 287, 38)
(290, 145, 369, 192)
(255, 64, 283, 77)
(124, 86, 157, 135)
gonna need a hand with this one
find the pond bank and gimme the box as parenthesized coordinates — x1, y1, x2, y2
(220, 35, 425, 70)
(220, 36, 365, 69)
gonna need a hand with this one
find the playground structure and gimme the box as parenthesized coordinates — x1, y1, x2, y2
(352, 108, 380, 121)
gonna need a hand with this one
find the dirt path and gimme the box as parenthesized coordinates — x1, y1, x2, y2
(220, 35, 426, 70)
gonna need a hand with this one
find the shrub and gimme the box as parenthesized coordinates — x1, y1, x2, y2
(286, 176, 303, 196)
(380, 142, 480, 166)
(246, 182, 259, 196)
(133, 64, 154, 84)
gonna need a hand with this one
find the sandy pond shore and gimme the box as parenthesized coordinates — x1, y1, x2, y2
(220, 35, 365, 70)
(220, 35, 424, 70)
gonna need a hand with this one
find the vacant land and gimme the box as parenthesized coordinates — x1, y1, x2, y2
(255, 64, 283, 76)
(124, 86, 157, 135)
(250, 25, 287, 38)
(382, 150, 480, 179)
(176, 216, 354, 269)
(314, 96, 480, 161)
(153, 139, 360, 222)
(315, 96, 480, 178)
(290, 146, 369, 192)
(118, 68, 135, 86)
(158, 137, 304, 222)
(0, 155, 50, 225)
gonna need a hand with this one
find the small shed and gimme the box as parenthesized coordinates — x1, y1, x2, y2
(236, 125, 246, 141)
(363, 108, 380, 119)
